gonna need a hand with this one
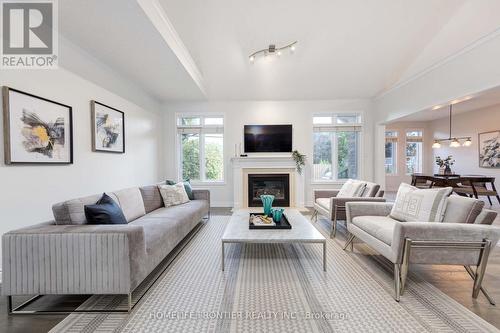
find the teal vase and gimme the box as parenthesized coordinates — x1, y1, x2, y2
(260, 195, 275, 216)
(272, 208, 284, 222)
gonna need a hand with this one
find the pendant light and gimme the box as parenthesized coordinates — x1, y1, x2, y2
(432, 104, 472, 149)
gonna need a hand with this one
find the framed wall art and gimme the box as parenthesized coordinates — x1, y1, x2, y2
(91, 101, 125, 153)
(478, 130, 500, 168)
(2, 86, 73, 164)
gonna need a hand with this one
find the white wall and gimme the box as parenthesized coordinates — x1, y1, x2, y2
(163, 99, 375, 207)
(385, 121, 433, 191)
(429, 104, 500, 177)
(0, 68, 165, 272)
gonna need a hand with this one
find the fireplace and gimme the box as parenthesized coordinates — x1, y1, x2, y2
(248, 174, 290, 207)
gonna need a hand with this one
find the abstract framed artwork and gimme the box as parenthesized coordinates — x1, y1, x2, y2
(2, 86, 73, 165)
(478, 130, 500, 168)
(91, 101, 125, 153)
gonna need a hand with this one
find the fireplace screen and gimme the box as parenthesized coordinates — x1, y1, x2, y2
(248, 174, 290, 207)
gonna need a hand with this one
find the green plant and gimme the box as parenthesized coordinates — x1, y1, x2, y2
(435, 155, 455, 167)
(292, 150, 307, 175)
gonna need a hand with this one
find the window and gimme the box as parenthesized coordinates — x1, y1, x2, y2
(312, 114, 362, 181)
(385, 131, 397, 175)
(177, 115, 224, 182)
(405, 130, 423, 174)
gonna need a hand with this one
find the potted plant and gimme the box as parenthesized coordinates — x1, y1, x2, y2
(292, 150, 307, 175)
(435, 155, 455, 175)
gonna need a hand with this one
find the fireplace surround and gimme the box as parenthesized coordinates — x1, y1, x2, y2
(248, 174, 290, 207)
(231, 156, 305, 209)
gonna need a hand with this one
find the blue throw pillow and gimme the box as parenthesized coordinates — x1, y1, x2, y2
(166, 179, 194, 200)
(84, 193, 127, 224)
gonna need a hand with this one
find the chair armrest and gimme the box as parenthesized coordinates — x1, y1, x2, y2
(192, 189, 210, 206)
(345, 202, 394, 222)
(2, 224, 146, 295)
(314, 190, 339, 200)
(332, 197, 386, 220)
(332, 197, 386, 207)
(391, 222, 500, 264)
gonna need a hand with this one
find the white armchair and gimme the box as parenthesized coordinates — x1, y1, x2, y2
(344, 197, 500, 303)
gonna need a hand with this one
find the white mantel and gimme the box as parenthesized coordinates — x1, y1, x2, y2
(231, 156, 305, 209)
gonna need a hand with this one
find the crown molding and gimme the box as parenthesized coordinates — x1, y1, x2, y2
(137, 0, 207, 97)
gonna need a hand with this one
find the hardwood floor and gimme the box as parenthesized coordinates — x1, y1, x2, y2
(1, 205, 500, 331)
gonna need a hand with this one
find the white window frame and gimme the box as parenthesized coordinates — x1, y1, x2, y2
(405, 128, 424, 175)
(175, 113, 225, 185)
(385, 130, 398, 176)
(311, 112, 363, 184)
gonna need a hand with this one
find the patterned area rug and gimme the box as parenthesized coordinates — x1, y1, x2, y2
(50, 215, 499, 332)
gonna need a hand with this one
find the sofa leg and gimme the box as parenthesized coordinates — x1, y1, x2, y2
(394, 264, 401, 302)
(343, 234, 355, 251)
(7, 296, 12, 315)
(464, 265, 495, 305)
(472, 240, 492, 300)
(127, 293, 132, 312)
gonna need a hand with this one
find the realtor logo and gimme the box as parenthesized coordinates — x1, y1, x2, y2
(1, 0, 58, 69)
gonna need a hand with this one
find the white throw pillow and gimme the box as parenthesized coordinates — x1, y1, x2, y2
(337, 179, 366, 198)
(390, 183, 452, 222)
(158, 183, 190, 207)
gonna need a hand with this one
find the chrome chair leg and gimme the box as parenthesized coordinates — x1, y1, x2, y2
(394, 264, 401, 302)
(472, 239, 492, 300)
(311, 209, 318, 223)
(400, 239, 412, 295)
(343, 234, 355, 251)
(464, 265, 495, 305)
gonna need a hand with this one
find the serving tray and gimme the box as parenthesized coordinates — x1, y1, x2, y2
(249, 213, 292, 229)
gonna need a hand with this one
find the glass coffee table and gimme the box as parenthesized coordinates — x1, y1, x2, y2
(221, 209, 327, 271)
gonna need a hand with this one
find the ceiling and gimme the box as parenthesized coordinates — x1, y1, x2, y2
(59, 0, 205, 101)
(158, 0, 464, 100)
(58, 0, 500, 102)
(389, 86, 500, 122)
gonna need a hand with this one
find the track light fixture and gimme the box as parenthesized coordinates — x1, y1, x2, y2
(249, 41, 297, 63)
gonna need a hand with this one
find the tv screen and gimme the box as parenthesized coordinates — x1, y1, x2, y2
(244, 125, 292, 153)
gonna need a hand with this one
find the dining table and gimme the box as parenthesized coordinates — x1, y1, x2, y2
(411, 174, 499, 204)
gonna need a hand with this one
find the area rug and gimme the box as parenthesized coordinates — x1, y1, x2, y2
(50, 214, 499, 332)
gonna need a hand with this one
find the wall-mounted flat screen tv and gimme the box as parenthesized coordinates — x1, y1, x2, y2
(244, 124, 293, 153)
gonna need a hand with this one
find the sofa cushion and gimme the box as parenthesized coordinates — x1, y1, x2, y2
(361, 182, 380, 197)
(145, 200, 208, 222)
(351, 216, 397, 245)
(337, 179, 366, 198)
(166, 179, 195, 200)
(442, 195, 484, 224)
(84, 193, 127, 225)
(52, 193, 120, 225)
(112, 187, 146, 222)
(158, 183, 190, 207)
(315, 198, 331, 211)
(474, 209, 498, 225)
(390, 183, 452, 222)
(130, 217, 180, 254)
(139, 185, 164, 213)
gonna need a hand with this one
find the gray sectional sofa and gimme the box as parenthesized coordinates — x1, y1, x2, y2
(2, 184, 210, 312)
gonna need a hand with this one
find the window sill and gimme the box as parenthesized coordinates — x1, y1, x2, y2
(190, 181, 226, 187)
